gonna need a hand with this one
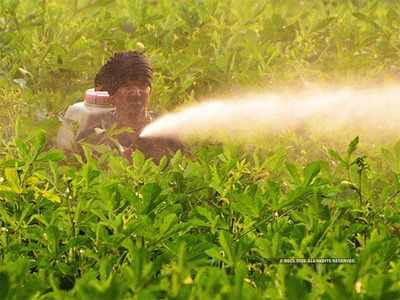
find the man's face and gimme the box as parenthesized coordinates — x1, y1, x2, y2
(110, 80, 151, 116)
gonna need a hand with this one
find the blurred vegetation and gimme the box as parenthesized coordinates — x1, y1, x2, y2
(2, 0, 400, 139)
(1, 0, 400, 299)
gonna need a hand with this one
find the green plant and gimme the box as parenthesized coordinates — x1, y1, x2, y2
(1, 0, 400, 299)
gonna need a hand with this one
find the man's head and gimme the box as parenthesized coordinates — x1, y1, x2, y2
(95, 51, 153, 117)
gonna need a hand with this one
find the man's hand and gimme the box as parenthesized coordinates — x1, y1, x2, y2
(121, 146, 133, 159)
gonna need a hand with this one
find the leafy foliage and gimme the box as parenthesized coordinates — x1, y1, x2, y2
(1, 0, 400, 299)
(0, 129, 398, 299)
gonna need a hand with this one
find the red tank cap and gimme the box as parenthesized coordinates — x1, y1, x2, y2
(84, 88, 112, 106)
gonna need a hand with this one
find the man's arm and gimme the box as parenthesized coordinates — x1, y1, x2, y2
(133, 136, 186, 163)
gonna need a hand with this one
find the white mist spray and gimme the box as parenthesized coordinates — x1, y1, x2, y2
(140, 86, 400, 142)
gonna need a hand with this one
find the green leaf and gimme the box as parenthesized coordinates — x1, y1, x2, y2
(4, 168, 22, 194)
(328, 149, 345, 164)
(42, 190, 62, 204)
(0, 272, 10, 300)
(14, 116, 22, 139)
(141, 183, 162, 214)
(132, 150, 145, 168)
(15, 138, 30, 159)
(47, 224, 59, 254)
(303, 161, 321, 186)
(0, 185, 13, 193)
(37, 150, 65, 162)
(81, 144, 93, 163)
(311, 17, 337, 33)
(286, 162, 301, 184)
(353, 12, 383, 31)
(196, 206, 214, 222)
(159, 213, 177, 235)
(231, 193, 260, 218)
(251, 2, 266, 19)
(33, 130, 47, 156)
(218, 231, 234, 265)
(205, 248, 230, 265)
(347, 136, 359, 157)
(286, 276, 308, 300)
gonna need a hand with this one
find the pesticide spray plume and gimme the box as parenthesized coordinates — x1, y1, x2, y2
(140, 85, 400, 143)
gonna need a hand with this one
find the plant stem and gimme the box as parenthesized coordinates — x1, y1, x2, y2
(66, 181, 77, 260)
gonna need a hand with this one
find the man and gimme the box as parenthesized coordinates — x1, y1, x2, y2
(58, 51, 183, 162)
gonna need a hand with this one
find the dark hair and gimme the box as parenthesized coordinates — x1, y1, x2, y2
(95, 51, 153, 95)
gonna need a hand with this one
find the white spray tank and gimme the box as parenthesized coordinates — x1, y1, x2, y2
(57, 88, 115, 151)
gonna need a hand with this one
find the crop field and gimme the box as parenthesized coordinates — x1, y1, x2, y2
(1, 0, 400, 299)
